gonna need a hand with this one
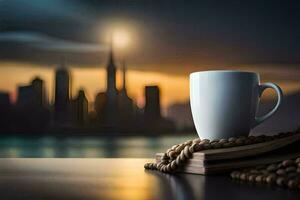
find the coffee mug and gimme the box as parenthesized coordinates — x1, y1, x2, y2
(190, 70, 283, 140)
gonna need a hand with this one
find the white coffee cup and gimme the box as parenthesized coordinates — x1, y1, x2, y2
(190, 70, 283, 140)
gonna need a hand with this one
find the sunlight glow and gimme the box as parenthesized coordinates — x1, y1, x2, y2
(112, 29, 130, 49)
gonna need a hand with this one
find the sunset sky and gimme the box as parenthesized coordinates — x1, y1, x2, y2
(0, 0, 299, 109)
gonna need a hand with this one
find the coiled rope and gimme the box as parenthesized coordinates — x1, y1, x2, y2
(144, 132, 297, 173)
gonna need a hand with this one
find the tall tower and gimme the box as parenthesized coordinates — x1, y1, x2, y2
(54, 60, 70, 122)
(118, 60, 134, 129)
(106, 40, 117, 94)
(121, 60, 127, 95)
(105, 39, 118, 126)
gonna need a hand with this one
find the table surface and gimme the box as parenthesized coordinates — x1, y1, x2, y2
(0, 158, 299, 200)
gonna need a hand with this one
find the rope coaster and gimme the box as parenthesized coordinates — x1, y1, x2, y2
(144, 130, 300, 190)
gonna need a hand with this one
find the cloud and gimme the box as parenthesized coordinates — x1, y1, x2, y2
(0, 1, 299, 73)
(0, 0, 92, 23)
(0, 31, 108, 53)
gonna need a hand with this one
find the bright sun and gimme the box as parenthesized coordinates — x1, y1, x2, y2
(112, 29, 130, 49)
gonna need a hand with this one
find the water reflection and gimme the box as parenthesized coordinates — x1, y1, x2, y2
(0, 134, 196, 158)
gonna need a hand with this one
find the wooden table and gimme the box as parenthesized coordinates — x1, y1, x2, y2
(0, 158, 299, 200)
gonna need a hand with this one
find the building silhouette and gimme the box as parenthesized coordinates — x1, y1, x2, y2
(145, 85, 161, 120)
(94, 92, 106, 123)
(120, 60, 127, 96)
(95, 45, 137, 131)
(143, 85, 174, 133)
(15, 77, 50, 133)
(17, 77, 47, 107)
(72, 89, 88, 125)
(31, 77, 46, 106)
(1, 44, 175, 134)
(54, 62, 71, 123)
(17, 85, 35, 107)
(118, 60, 136, 130)
(104, 44, 118, 127)
(0, 92, 10, 108)
(91, 46, 174, 133)
(0, 92, 12, 132)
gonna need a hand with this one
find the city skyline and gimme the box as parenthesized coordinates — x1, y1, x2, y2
(1, 61, 300, 110)
(0, 61, 192, 110)
(0, 0, 299, 109)
(0, 45, 175, 134)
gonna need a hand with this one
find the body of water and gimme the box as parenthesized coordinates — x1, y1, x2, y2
(0, 134, 197, 158)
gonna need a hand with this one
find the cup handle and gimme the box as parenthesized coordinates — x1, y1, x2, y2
(253, 82, 283, 128)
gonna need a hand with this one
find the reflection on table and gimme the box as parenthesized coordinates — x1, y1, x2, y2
(0, 158, 299, 200)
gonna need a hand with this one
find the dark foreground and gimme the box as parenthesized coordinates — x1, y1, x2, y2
(0, 158, 299, 200)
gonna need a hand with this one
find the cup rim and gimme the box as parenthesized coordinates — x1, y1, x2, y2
(190, 70, 258, 77)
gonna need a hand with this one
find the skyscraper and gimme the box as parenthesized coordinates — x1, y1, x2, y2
(120, 60, 127, 95)
(104, 43, 118, 126)
(72, 89, 88, 125)
(17, 85, 35, 107)
(144, 86, 161, 120)
(118, 61, 135, 128)
(54, 62, 70, 123)
(31, 77, 46, 106)
(16, 78, 50, 133)
(106, 45, 117, 95)
(17, 76, 46, 107)
(94, 91, 106, 122)
(144, 85, 175, 133)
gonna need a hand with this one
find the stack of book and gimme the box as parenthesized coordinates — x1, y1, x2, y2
(155, 133, 300, 175)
